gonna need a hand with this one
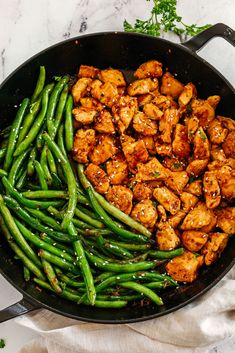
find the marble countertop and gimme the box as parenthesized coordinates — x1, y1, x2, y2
(0, 0, 234, 352)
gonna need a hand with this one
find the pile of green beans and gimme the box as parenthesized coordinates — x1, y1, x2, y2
(0, 67, 183, 309)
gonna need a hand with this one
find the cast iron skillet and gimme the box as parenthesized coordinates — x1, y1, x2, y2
(0, 23, 234, 324)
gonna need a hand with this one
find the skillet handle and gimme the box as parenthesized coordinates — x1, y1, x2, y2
(182, 23, 235, 52)
(0, 297, 39, 323)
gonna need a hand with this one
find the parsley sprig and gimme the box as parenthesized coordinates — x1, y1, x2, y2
(124, 0, 211, 40)
(0, 339, 5, 349)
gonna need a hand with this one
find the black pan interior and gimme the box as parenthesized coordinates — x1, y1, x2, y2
(0, 32, 234, 323)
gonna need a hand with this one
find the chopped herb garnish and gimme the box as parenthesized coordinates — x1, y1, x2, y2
(188, 176, 196, 184)
(0, 339, 5, 349)
(53, 76, 62, 82)
(127, 183, 134, 190)
(153, 172, 161, 177)
(173, 163, 181, 169)
(198, 129, 207, 141)
(186, 105, 192, 114)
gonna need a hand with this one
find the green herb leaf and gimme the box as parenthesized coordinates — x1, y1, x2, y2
(198, 129, 207, 141)
(53, 76, 62, 82)
(173, 163, 181, 169)
(153, 172, 161, 177)
(0, 339, 5, 349)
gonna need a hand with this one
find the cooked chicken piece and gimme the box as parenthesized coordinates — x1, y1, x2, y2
(90, 134, 116, 165)
(133, 182, 153, 201)
(207, 119, 228, 145)
(159, 108, 180, 143)
(181, 202, 213, 230)
(155, 142, 172, 156)
(206, 95, 221, 109)
(186, 159, 208, 177)
(203, 171, 221, 209)
(178, 83, 197, 106)
(131, 200, 158, 229)
(180, 192, 198, 212)
(210, 146, 226, 161)
(207, 158, 235, 171)
(217, 115, 235, 131)
(162, 157, 186, 172)
(98, 68, 126, 87)
(91, 80, 119, 108)
(217, 165, 235, 200)
(93, 110, 115, 134)
(84, 163, 109, 194)
(112, 95, 138, 133)
(168, 210, 186, 229)
(134, 60, 163, 79)
(72, 107, 98, 125)
(153, 187, 181, 215)
(139, 135, 156, 154)
(136, 158, 169, 181)
(165, 171, 189, 194)
(152, 94, 177, 111)
(193, 127, 210, 160)
(222, 131, 235, 158)
(122, 139, 149, 170)
(143, 103, 163, 120)
(71, 78, 92, 104)
(106, 185, 133, 215)
(166, 250, 204, 282)
(182, 230, 208, 252)
(72, 128, 95, 164)
(78, 65, 99, 78)
(156, 222, 181, 250)
(201, 232, 229, 266)
(160, 72, 184, 98)
(185, 180, 203, 196)
(172, 124, 190, 159)
(187, 116, 199, 141)
(80, 97, 104, 111)
(215, 207, 235, 234)
(127, 78, 158, 96)
(106, 157, 128, 185)
(137, 93, 153, 107)
(200, 210, 217, 233)
(157, 205, 167, 223)
(191, 99, 215, 129)
(133, 111, 158, 135)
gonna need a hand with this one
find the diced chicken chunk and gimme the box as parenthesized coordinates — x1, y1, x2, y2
(91, 80, 119, 108)
(133, 111, 158, 136)
(217, 165, 235, 200)
(157, 205, 167, 223)
(106, 157, 128, 185)
(156, 222, 181, 250)
(159, 108, 180, 143)
(180, 192, 198, 212)
(131, 200, 158, 229)
(200, 210, 217, 233)
(127, 78, 158, 96)
(137, 93, 153, 107)
(210, 146, 226, 161)
(201, 232, 229, 265)
(143, 103, 163, 120)
(80, 97, 104, 111)
(203, 171, 221, 209)
(165, 171, 189, 194)
(72, 107, 98, 125)
(185, 180, 203, 196)
(160, 72, 184, 98)
(162, 157, 186, 172)
(71, 78, 92, 104)
(72, 128, 95, 163)
(136, 158, 169, 181)
(222, 131, 235, 158)
(206, 95, 221, 109)
(122, 139, 149, 170)
(106, 185, 133, 215)
(191, 99, 215, 129)
(217, 115, 235, 131)
(215, 207, 235, 234)
(134, 60, 163, 79)
(84, 164, 109, 194)
(186, 159, 208, 177)
(133, 182, 153, 201)
(172, 124, 190, 158)
(182, 230, 208, 252)
(78, 65, 99, 78)
(168, 210, 186, 229)
(112, 95, 138, 133)
(155, 142, 172, 156)
(193, 127, 210, 160)
(181, 202, 213, 230)
(207, 119, 228, 145)
(98, 68, 126, 87)
(166, 250, 204, 282)
(178, 83, 196, 106)
(153, 187, 181, 215)
(139, 135, 156, 154)
(152, 94, 177, 111)
(93, 110, 115, 134)
(90, 134, 116, 165)
(187, 116, 199, 142)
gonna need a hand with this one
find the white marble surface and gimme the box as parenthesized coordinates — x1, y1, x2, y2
(0, 0, 234, 352)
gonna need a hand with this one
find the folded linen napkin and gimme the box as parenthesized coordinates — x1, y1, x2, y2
(16, 266, 235, 353)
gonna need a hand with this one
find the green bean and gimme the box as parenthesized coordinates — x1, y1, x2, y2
(96, 294, 142, 301)
(17, 99, 41, 145)
(149, 248, 185, 259)
(7, 148, 30, 186)
(16, 170, 28, 190)
(47, 76, 69, 137)
(73, 239, 96, 305)
(23, 266, 31, 282)
(0, 195, 41, 267)
(53, 85, 69, 138)
(0, 217, 46, 280)
(104, 241, 134, 259)
(47, 206, 94, 230)
(51, 172, 63, 189)
(77, 205, 99, 220)
(78, 164, 151, 237)
(144, 281, 166, 289)
(40, 145, 52, 185)
(0, 147, 6, 160)
(23, 190, 68, 199)
(87, 187, 148, 244)
(40, 234, 75, 256)
(25, 207, 61, 231)
(27, 147, 37, 176)
(36, 123, 46, 150)
(57, 124, 67, 158)
(38, 249, 79, 275)
(43, 133, 77, 230)
(0, 168, 7, 178)
(31, 66, 46, 103)
(41, 258, 62, 294)
(64, 95, 74, 152)
(3, 196, 77, 243)
(109, 241, 151, 252)
(4, 98, 29, 170)
(47, 148, 57, 174)
(54, 268, 85, 288)
(2, 177, 64, 209)
(34, 160, 48, 190)
(119, 281, 163, 306)
(75, 207, 105, 229)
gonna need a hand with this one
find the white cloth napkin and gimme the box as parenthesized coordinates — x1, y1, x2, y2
(16, 266, 235, 353)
